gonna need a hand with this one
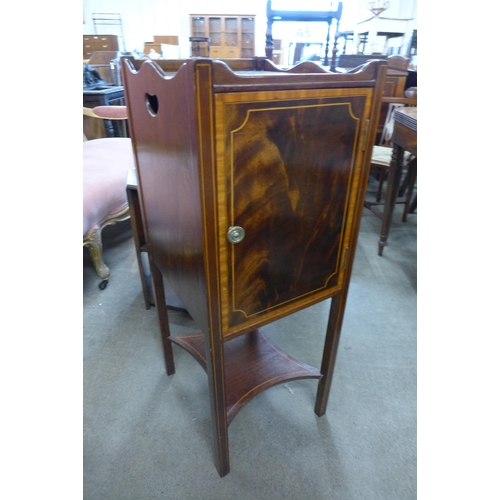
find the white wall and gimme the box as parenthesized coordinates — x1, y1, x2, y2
(83, 0, 268, 57)
(83, 0, 416, 57)
(355, 0, 417, 22)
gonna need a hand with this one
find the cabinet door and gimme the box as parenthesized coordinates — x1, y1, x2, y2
(241, 17, 255, 58)
(190, 16, 210, 56)
(215, 89, 372, 335)
(208, 17, 223, 48)
(211, 16, 241, 58)
(191, 16, 207, 37)
(224, 17, 239, 49)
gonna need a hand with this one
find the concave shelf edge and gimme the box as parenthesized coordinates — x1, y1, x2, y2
(169, 329, 322, 424)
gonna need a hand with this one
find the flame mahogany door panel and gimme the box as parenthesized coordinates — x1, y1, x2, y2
(215, 89, 372, 336)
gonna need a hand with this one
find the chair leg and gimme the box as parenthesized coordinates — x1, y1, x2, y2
(84, 228, 110, 281)
(150, 261, 175, 375)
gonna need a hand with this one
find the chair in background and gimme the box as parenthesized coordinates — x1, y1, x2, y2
(335, 55, 410, 135)
(364, 87, 417, 220)
(86, 51, 120, 85)
(83, 106, 134, 289)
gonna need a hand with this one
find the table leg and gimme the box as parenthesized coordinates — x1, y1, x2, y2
(402, 157, 417, 223)
(378, 144, 404, 256)
(126, 184, 153, 309)
(409, 194, 417, 214)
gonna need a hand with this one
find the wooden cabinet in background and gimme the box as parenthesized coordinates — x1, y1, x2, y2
(83, 35, 119, 59)
(190, 14, 255, 58)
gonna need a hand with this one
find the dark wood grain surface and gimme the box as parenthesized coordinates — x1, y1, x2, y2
(218, 93, 368, 330)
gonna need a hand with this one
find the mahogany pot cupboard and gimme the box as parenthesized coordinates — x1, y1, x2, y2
(121, 56, 387, 477)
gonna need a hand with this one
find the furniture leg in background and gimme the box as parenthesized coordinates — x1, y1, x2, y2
(126, 169, 153, 309)
(126, 168, 187, 311)
(378, 107, 417, 256)
(150, 259, 175, 376)
(401, 157, 417, 223)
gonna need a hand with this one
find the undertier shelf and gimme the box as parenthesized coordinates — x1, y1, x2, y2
(170, 329, 322, 424)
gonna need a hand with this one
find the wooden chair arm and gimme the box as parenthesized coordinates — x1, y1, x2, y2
(83, 106, 128, 120)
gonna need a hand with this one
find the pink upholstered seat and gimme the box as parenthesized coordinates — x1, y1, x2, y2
(83, 105, 135, 288)
(83, 138, 134, 238)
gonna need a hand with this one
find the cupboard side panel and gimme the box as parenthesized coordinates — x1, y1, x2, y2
(123, 61, 210, 331)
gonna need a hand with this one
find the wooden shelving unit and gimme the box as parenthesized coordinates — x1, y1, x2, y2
(189, 14, 255, 58)
(83, 35, 119, 59)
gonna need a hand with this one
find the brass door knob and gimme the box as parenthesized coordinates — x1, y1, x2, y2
(227, 226, 245, 244)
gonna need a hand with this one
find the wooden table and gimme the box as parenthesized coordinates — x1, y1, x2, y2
(378, 107, 417, 256)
